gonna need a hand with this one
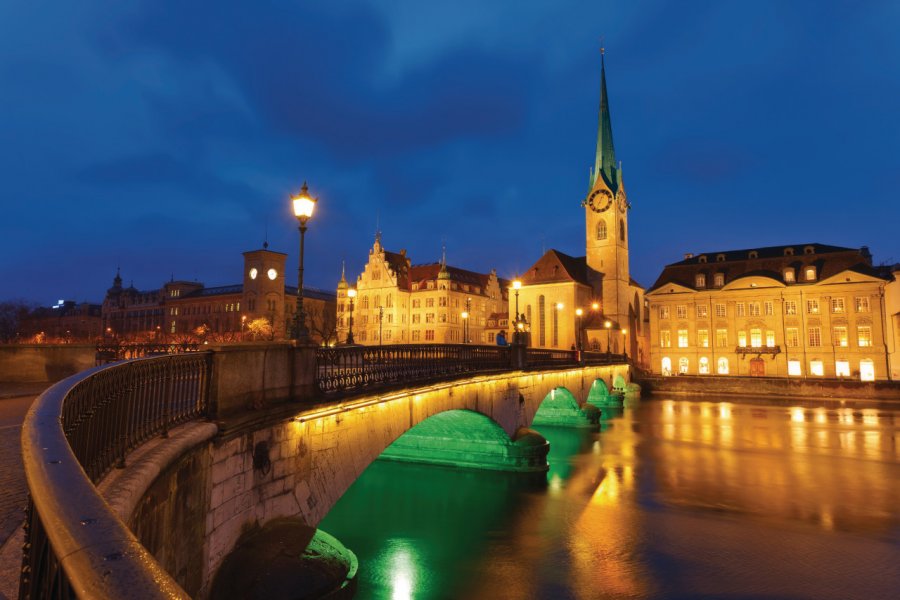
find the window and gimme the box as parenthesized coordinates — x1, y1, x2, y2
(677, 329, 688, 348)
(678, 357, 689, 374)
(412, 299, 420, 308)
(715, 303, 726, 317)
(857, 326, 872, 347)
(362, 296, 369, 309)
(855, 296, 870, 313)
(738, 330, 747, 347)
(808, 327, 821, 347)
(717, 357, 729, 374)
(383, 330, 392, 341)
(715, 328, 728, 347)
(763, 301, 773, 316)
(697, 329, 709, 348)
(412, 314, 420, 324)
(619, 219, 625, 241)
(805, 266, 816, 281)
(661, 357, 672, 376)
(748, 250, 758, 259)
(426, 298, 434, 308)
(660, 330, 671, 348)
(412, 330, 420, 341)
(788, 360, 802, 376)
(786, 327, 799, 347)
(676, 305, 687, 319)
(736, 303, 746, 317)
(714, 273, 725, 287)
(425, 330, 435, 341)
(438, 297, 447, 307)
(783, 269, 795, 283)
(386, 294, 393, 308)
(425, 313, 435, 323)
(785, 300, 797, 315)
(784, 247, 795, 256)
(374, 295, 381, 308)
(596, 220, 607, 240)
(750, 328, 762, 348)
(859, 359, 875, 381)
(766, 330, 776, 347)
(810, 360, 824, 376)
(359, 331, 367, 341)
(833, 326, 848, 347)
(695, 274, 706, 288)
(749, 302, 760, 317)
(699, 357, 710, 374)
(835, 360, 850, 377)
(831, 298, 844, 313)
(696, 305, 708, 318)
(716, 254, 726, 262)
(659, 305, 670, 319)
(807, 299, 819, 314)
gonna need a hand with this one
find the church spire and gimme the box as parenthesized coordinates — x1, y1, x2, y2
(592, 49, 618, 193)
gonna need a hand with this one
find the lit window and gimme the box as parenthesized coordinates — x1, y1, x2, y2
(695, 274, 706, 288)
(785, 300, 797, 315)
(859, 359, 875, 381)
(697, 329, 709, 348)
(660, 330, 671, 348)
(676, 305, 687, 319)
(717, 357, 729, 374)
(833, 326, 848, 347)
(678, 357, 689, 374)
(661, 357, 672, 376)
(855, 296, 870, 313)
(619, 219, 625, 241)
(714, 273, 725, 287)
(750, 328, 762, 348)
(677, 329, 688, 348)
(425, 313, 435, 323)
(736, 303, 745, 317)
(715, 328, 728, 347)
(699, 357, 709, 374)
(783, 269, 795, 283)
(788, 360, 802, 376)
(659, 306, 669, 319)
(807, 299, 819, 314)
(764, 301, 773, 315)
(766, 330, 776, 347)
(412, 330, 420, 341)
(810, 360, 824, 376)
(805, 266, 816, 281)
(808, 327, 821, 347)
(696, 305, 708, 318)
(831, 298, 845, 313)
(857, 326, 872, 347)
(738, 330, 747, 347)
(836, 360, 850, 377)
(749, 302, 760, 317)
(715, 303, 726, 317)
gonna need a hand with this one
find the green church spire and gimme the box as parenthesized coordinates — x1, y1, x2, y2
(592, 49, 618, 193)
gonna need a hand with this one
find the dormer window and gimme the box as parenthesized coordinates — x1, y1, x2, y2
(804, 246, 815, 255)
(805, 266, 816, 281)
(713, 273, 725, 287)
(784, 247, 795, 256)
(716, 254, 726, 262)
(748, 251, 758, 259)
(695, 274, 706, 288)
(698, 255, 707, 263)
(783, 268, 795, 283)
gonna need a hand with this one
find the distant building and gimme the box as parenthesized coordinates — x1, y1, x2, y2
(885, 264, 900, 380)
(18, 300, 102, 342)
(646, 244, 893, 381)
(336, 235, 509, 345)
(102, 245, 336, 344)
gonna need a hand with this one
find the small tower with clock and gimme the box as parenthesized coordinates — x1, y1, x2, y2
(242, 245, 288, 337)
(583, 50, 632, 329)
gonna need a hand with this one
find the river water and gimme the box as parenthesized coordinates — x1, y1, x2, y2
(318, 398, 900, 599)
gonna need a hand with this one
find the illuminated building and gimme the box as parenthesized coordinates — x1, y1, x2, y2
(646, 244, 893, 380)
(18, 300, 102, 342)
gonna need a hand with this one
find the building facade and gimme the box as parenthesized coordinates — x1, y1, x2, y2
(335, 236, 509, 345)
(18, 300, 103, 342)
(513, 52, 648, 363)
(646, 244, 892, 381)
(102, 246, 336, 344)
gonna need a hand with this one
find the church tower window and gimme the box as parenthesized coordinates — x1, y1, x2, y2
(619, 219, 625, 241)
(596, 221, 607, 240)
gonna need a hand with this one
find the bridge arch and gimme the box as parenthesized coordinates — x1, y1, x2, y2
(532, 386, 599, 427)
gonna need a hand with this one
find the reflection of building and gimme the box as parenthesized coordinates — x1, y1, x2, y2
(336, 236, 509, 344)
(19, 300, 102, 342)
(646, 244, 892, 380)
(102, 245, 336, 344)
(514, 52, 648, 362)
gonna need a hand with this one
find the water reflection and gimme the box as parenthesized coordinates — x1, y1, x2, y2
(317, 398, 900, 599)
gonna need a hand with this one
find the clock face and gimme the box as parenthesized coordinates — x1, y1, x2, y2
(267, 268, 278, 280)
(586, 188, 613, 213)
(249, 268, 258, 280)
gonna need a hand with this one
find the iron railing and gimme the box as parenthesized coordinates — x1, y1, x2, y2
(95, 342, 202, 365)
(582, 351, 628, 365)
(525, 348, 578, 367)
(20, 353, 211, 599)
(316, 343, 511, 394)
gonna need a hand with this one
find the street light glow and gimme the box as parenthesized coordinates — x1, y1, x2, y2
(604, 320, 612, 328)
(291, 182, 317, 220)
(575, 308, 583, 316)
(556, 302, 563, 310)
(592, 302, 600, 310)
(347, 288, 357, 298)
(512, 280, 521, 290)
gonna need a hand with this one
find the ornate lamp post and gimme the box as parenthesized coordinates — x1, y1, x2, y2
(512, 279, 522, 344)
(575, 308, 583, 351)
(378, 306, 384, 346)
(346, 288, 357, 344)
(622, 328, 628, 359)
(604, 320, 612, 356)
(290, 182, 317, 342)
(461, 310, 469, 344)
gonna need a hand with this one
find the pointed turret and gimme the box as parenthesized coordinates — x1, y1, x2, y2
(438, 243, 450, 280)
(337, 260, 348, 290)
(591, 50, 619, 194)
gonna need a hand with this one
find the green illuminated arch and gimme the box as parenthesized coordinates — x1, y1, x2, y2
(532, 387, 598, 428)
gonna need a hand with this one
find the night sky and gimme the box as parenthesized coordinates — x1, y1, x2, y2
(2, 1, 898, 305)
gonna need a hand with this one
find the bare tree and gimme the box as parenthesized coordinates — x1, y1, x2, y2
(307, 304, 337, 346)
(0, 300, 36, 343)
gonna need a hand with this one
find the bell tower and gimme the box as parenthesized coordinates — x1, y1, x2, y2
(583, 50, 631, 327)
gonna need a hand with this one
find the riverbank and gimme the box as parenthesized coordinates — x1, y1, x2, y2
(639, 374, 900, 403)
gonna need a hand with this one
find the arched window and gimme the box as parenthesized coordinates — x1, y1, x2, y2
(661, 357, 672, 376)
(619, 219, 625, 241)
(699, 356, 709, 374)
(596, 220, 607, 240)
(678, 357, 689, 374)
(717, 357, 729, 375)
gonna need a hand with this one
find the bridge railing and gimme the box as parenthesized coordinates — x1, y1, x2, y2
(95, 342, 202, 365)
(316, 343, 511, 394)
(20, 353, 211, 599)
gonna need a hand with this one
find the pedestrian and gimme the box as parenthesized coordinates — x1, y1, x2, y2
(496, 330, 508, 346)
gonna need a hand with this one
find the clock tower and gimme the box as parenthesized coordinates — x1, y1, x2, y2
(583, 50, 631, 328)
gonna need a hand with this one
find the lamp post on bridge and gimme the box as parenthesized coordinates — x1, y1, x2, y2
(604, 320, 612, 359)
(575, 308, 583, 352)
(512, 279, 522, 345)
(346, 288, 356, 345)
(290, 182, 317, 343)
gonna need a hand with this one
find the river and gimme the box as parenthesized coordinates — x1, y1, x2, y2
(318, 397, 900, 599)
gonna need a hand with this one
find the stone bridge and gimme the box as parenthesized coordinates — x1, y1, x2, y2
(21, 343, 633, 598)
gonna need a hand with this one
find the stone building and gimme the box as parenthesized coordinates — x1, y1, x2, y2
(514, 52, 648, 362)
(102, 245, 336, 344)
(18, 300, 103, 342)
(885, 264, 900, 380)
(335, 236, 509, 345)
(646, 244, 893, 380)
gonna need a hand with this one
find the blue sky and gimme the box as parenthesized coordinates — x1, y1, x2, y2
(2, 0, 898, 304)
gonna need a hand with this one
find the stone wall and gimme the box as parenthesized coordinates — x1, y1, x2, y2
(0, 344, 95, 382)
(640, 374, 900, 401)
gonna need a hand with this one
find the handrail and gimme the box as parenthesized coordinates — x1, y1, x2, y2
(95, 342, 202, 365)
(19, 353, 210, 599)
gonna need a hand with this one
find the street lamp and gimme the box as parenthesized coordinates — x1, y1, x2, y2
(290, 182, 317, 342)
(512, 279, 522, 344)
(575, 308, 583, 352)
(346, 289, 357, 344)
(604, 320, 612, 356)
(461, 310, 469, 344)
(240, 316, 246, 341)
(622, 328, 628, 358)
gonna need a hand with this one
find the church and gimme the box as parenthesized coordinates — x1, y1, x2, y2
(513, 51, 648, 364)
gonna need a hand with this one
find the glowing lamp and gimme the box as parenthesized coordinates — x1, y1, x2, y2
(347, 288, 357, 299)
(575, 308, 583, 316)
(291, 182, 317, 222)
(512, 280, 522, 290)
